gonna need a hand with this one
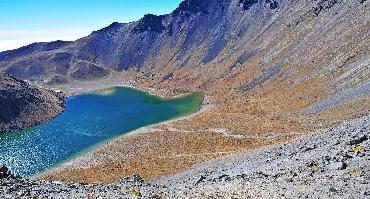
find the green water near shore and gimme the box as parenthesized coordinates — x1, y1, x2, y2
(0, 87, 203, 178)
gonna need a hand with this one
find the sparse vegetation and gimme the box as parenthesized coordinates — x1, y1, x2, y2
(353, 145, 363, 153)
(119, 187, 142, 197)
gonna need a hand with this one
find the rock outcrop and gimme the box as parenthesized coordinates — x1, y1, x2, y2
(0, 73, 65, 133)
(0, 165, 15, 179)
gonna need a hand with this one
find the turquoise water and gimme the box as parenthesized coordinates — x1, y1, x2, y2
(0, 87, 203, 178)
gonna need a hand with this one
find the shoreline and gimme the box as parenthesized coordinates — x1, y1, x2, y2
(48, 74, 196, 99)
(32, 83, 212, 181)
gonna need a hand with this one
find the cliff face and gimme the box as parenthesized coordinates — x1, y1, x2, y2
(0, 73, 64, 133)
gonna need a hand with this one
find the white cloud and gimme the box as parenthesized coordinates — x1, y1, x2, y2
(0, 29, 94, 52)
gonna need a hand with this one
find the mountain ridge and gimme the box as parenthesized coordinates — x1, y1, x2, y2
(0, 0, 283, 78)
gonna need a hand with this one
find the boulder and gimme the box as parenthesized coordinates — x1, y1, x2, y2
(0, 164, 15, 179)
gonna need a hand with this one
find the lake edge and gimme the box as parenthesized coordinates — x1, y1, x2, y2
(30, 86, 205, 179)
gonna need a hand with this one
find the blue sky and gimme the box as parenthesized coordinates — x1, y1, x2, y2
(0, 0, 182, 51)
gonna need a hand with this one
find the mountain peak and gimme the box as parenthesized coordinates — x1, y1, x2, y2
(173, 0, 212, 15)
(94, 22, 123, 33)
(133, 14, 167, 34)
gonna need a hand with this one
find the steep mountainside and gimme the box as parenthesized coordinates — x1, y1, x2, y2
(0, 73, 64, 133)
(1, 0, 368, 86)
(0, 0, 369, 184)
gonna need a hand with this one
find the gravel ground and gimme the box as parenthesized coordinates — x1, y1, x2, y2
(156, 114, 369, 199)
(1, 114, 369, 198)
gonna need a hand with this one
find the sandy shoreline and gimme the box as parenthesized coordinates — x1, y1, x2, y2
(33, 79, 212, 180)
(48, 74, 197, 99)
(47, 74, 134, 97)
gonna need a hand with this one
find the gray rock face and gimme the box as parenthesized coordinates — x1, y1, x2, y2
(239, 0, 259, 10)
(0, 73, 65, 133)
(46, 74, 69, 85)
(0, 165, 15, 179)
(69, 61, 109, 80)
(133, 14, 168, 34)
(0, 0, 296, 81)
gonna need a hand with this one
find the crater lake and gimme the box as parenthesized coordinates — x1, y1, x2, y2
(0, 87, 203, 177)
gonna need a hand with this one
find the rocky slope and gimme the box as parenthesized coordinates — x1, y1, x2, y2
(0, 73, 64, 133)
(1, 114, 368, 198)
(1, 0, 368, 88)
(0, 0, 369, 195)
(156, 114, 369, 198)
